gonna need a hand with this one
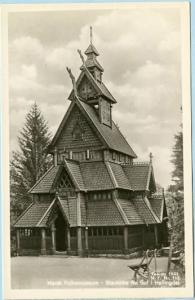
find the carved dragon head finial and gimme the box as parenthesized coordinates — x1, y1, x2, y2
(66, 67, 78, 99)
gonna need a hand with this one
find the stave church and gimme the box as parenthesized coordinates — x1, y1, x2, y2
(14, 29, 168, 256)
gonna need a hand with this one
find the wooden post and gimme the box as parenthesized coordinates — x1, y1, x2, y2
(154, 225, 158, 246)
(67, 227, 71, 253)
(51, 224, 56, 254)
(16, 229, 20, 255)
(123, 226, 128, 253)
(85, 227, 89, 253)
(77, 227, 83, 256)
(76, 193, 83, 256)
(41, 228, 46, 255)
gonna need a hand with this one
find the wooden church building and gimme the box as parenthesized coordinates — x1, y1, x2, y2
(14, 29, 168, 256)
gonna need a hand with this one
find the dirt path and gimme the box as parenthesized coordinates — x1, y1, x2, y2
(11, 256, 169, 289)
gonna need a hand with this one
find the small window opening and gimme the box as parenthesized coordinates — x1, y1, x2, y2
(86, 149, 90, 160)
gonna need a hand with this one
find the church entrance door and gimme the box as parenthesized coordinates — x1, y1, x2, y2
(55, 211, 67, 251)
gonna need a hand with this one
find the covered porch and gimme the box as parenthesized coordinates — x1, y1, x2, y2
(14, 191, 168, 256)
(15, 223, 165, 256)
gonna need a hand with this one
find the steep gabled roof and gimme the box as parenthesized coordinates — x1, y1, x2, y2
(107, 162, 131, 190)
(87, 198, 125, 226)
(68, 70, 116, 103)
(149, 195, 165, 222)
(78, 99, 137, 157)
(85, 44, 99, 56)
(81, 56, 104, 72)
(48, 98, 136, 158)
(57, 195, 77, 227)
(14, 201, 52, 227)
(123, 162, 156, 191)
(64, 159, 86, 191)
(35, 196, 78, 227)
(117, 198, 144, 225)
(29, 159, 159, 195)
(14, 195, 79, 228)
(79, 161, 114, 191)
(133, 195, 160, 224)
(14, 190, 164, 228)
(29, 161, 86, 194)
(29, 165, 63, 194)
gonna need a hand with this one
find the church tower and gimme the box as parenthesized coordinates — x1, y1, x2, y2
(81, 26, 104, 82)
(48, 27, 136, 164)
(69, 27, 117, 128)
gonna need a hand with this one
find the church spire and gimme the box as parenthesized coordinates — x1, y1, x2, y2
(80, 27, 104, 81)
(90, 26, 93, 44)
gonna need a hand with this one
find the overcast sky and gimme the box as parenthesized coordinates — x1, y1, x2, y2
(8, 6, 182, 189)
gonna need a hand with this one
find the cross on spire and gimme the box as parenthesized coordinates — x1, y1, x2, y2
(90, 26, 93, 44)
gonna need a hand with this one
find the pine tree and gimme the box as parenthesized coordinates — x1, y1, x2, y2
(170, 131, 183, 192)
(10, 103, 52, 222)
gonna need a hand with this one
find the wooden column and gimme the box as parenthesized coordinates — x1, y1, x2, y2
(76, 193, 83, 256)
(85, 227, 89, 253)
(154, 224, 158, 246)
(123, 226, 128, 254)
(41, 228, 46, 255)
(67, 227, 71, 253)
(77, 227, 83, 256)
(16, 229, 20, 255)
(51, 224, 56, 254)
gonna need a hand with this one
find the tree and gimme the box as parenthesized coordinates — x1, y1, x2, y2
(10, 102, 52, 222)
(169, 129, 184, 250)
(170, 130, 183, 192)
(167, 128, 184, 274)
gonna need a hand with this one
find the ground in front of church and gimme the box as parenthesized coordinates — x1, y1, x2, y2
(11, 256, 180, 289)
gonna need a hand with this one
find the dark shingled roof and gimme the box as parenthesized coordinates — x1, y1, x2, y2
(95, 81, 115, 102)
(58, 196, 77, 227)
(81, 57, 104, 72)
(29, 165, 62, 194)
(85, 44, 99, 56)
(30, 196, 78, 227)
(133, 195, 159, 224)
(14, 201, 52, 227)
(29, 158, 158, 195)
(123, 163, 150, 191)
(14, 193, 163, 228)
(80, 161, 114, 191)
(28, 161, 156, 194)
(109, 162, 131, 189)
(149, 195, 164, 222)
(79, 100, 136, 157)
(87, 199, 124, 226)
(65, 160, 85, 190)
(68, 70, 116, 103)
(117, 199, 144, 225)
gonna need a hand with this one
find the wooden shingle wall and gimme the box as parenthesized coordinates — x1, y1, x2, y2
(55, 106, 102, 150)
